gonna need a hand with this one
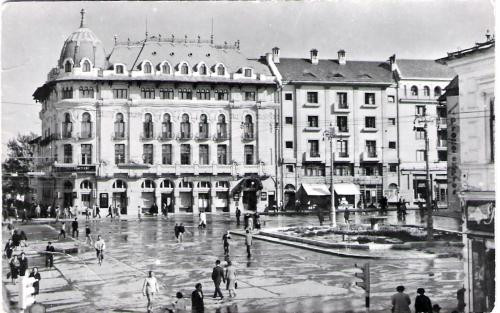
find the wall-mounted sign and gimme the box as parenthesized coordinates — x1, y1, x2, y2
(466, 201, 494, 233)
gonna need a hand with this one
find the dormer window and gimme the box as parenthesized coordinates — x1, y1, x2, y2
(244, 68, 252, 77)
(162, 63, 171, 74)
(180, 63, 189, 75)
(217, 64, 225, 76)
(144, 62, 152, 74)
(82, 60, 91, 72)
(115, 65, 124, 74)
(64, 60, 72, 73)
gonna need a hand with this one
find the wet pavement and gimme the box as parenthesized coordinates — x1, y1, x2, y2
(3, 214, 464, 313)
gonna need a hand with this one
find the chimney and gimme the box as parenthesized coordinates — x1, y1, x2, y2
(389, 54, 397, 71)
(310, 49, 318, 65)
(338, 49, 346, 65)
(272, 47, 280, 64)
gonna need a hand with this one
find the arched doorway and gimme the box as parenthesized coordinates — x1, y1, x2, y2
(112, 179, 128, 214)
(284, 184, 296, 210)
(141, 179, 156, 212)
(197, 181, 211, 212)
(178, 181, 193, 212)
(159, 179, 174, 213)
(80, 180, 93, 209)
(242, 178, 261, 211)
(215, 181, 230, 212)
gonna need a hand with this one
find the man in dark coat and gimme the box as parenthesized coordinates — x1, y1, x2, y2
(191, 283, 204, 313)
(71, 218, 79, 238)
(415, 288, 433, 313)
(45, 241, 55, 268)
(18, 252, 28, 276)
(211, 260, 225, 299)
(235, 207, 241, 226)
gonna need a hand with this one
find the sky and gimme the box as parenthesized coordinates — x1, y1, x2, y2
(1, 0, 495, 159)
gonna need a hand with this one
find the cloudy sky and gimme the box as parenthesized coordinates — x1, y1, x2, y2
(1, 0, 495, 158)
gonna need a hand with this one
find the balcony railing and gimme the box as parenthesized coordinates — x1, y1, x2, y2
(140, 132, 154, 141)
(158, 132, 173, 141)
(361, 150, 379, 161)
(437, 118, 447, 127)
(195, 132, 210, 140)
(77, 132, 94, 140)
(112, 133, 126, 140)
(61, 132, 72, 139)
(242, 132, 254, 141)
(214, 133, 228, 141)
(177, 132, 192, 140)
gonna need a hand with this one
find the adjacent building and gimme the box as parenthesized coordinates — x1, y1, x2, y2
(438, 37, 495, 313)
(30, 12, 279, 216)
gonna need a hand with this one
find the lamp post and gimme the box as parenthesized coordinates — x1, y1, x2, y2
(323, 124, 336, 227)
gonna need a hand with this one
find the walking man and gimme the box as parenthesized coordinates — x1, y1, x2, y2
(415, 288, 433, 313)
(178, 223, 185, 242)
(245, 229, 253, 258)
(142, 270, 159, 313)
(35, 204, 41, 218)
(235, 207, 241, 226)
(391, 285, 411, 313)
(222, 231, 231, 255)
(71, 218, 79, 238)
(18, 252, 28, 276)
(94, 235, 105, 266)
(45, 241, 55, 269)
(106, 205, 113, 219)
(191, 283, 204, 313)
(85, 224, 92, 245)
(211, 260, 225, 300)
(58, 222, 66, 240)
(138, 206, 142, 222)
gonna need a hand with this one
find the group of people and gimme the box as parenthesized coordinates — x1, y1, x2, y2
(391, 285, 458, 313)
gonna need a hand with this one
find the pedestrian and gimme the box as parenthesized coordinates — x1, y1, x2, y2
(166, 291, 188, 312)
(401, 199, 407, 221)
(396, 198, 402, 220)
(142, 270, 160, 313)
(71, 218, 79, 238)
(179, 223, 185, 242)
(7, 221, 14, 236)
(13, 205, 19, 220)
(245, 229, 252, 258)
(12, 230, 21, 250)
(235, 207, 241, 226)
(432, 304, 441, 313)
(415, 288, 433, 313)
(191, 283, 204, 313)
(295, 199, 301, 212)
(58, 222, 66, 240)
(85, 224, 92, 245)
(95, 205, 101, 219)
(35, 204, 41, 218)
(254, 212, 261, 229)
(211, 260, 225, 300)
(116, 205, 121, 220)
(225, 260, 237, 298)
(21, 208, 28, 223)
(45, 241, 55, 268)
(18, 252, 28, 276)
(49, 205, 54, 218)
(174, 223, 180, 241)
(9, 255, 19, 284)
(199, 211, 207, 228)
(432, 199, 439, 212)
(391, 285, 411, 313)
(344, 206, 350, 225)
(456, 286, 466, 313)
(55, 206, 60, 222)
(106, 205, 113, 219)
(247, 214, 254, 231)
(138, 206, 142, 222)
(243, 213, 250, 229)
(64, 207, 69, 219)
(29, 267, 41, 296)
(4, 239, 14, 259)
(20, 230, 28, 248)
(68, 205, 74, 218)
(85, 206, 90, 221)
(418, 202, 425, 221)
(316, 204, 323, 226)
(222, 231, 231, 255)
(94, 235, 105, 266)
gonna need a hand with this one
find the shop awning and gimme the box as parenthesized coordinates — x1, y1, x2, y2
(333, 183, 360, 195)
(301, 184, 331, 196)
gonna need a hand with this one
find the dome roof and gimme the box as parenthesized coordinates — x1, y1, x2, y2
(58, 25, 106, 69)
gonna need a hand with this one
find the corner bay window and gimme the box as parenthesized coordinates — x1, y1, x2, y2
(63, 144, 72, 163)
(115, 144, 125, 164)
(81, 144, 92, 164)
(180, 144, 191, 165)
(143, 144, 153, 164)
(162, 144, 172, 165)
(199, 145, 209, 165)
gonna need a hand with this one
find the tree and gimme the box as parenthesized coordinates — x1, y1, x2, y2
(2, 132, 38, 198)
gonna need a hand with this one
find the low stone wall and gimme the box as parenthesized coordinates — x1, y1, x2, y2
(259, 230, 371, 250)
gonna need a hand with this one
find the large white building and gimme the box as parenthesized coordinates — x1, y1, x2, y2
(31, 12, 279, 215)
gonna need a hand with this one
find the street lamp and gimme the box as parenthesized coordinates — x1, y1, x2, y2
(323, 124, 336, 227)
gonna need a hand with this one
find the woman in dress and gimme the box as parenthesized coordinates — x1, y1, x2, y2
(142, 270, 159, 312)
(9, 255, 19, 284)
(29, 267, 41, 296)
(4, 239, 14, 259)
(225, 261, 237, 298)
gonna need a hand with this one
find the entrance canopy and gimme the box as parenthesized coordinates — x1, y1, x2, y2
(300, 184, 330, 196)
(333, 183, 360, 195)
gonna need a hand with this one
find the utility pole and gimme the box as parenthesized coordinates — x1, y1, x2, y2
(324, 125, 336, 227)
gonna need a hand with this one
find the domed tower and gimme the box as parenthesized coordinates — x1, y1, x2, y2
(58, 9, 106, 72)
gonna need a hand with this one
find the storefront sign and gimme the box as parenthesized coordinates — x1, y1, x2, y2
(53, 165, 96, 173)
(467, 201, 495, 233)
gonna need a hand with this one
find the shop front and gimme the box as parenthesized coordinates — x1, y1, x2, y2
(333, 183, 360, 208)
(296, 184, 330, 210)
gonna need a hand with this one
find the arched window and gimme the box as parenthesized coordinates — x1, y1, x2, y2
(63, 181, 73, 190)
(217, 64, 225, 76)
(112, 180, 127, 189)
(181, 63, 189, 75)
(243, 115, 254, 139)
(216, 181, 229, 189)
(198, 181, 211, 188)
(81, 112, 92, 139)
(114, 113, 125, 139)
(423, 86, 430, 97)
(180, 114, 191, 139)
(217, 114, 227, 139)
(198, 114, 209, 139)
(115, 65, 124, 74)
(141, 180, 156, 189)
(162, 113, 172, 139)
(411, 86, 418, 96)
(82, 60, 91, 72)
(64, 60, 72, 73)
(160, 179, 174, 189)
(179, 181, 192, 188)
(80, 180, 93, 189)
(162, 63, 170, 74)
(144, 62, 152, 74)
(199, 64, 207, 75)
(143, 113, 154, 139)
(62, 113, 73, 139)
(434, 86, 442, 97)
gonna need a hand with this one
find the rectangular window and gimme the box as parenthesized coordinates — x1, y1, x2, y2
(286, 165, 294, 173)
(196, 89, 210, 100)
(336, 140, 348, 157)
(364, 93, 375, 105)
(389, 164, 398, 172)
(217, 145, 227, 165)
(63, 144, 72, 163)
(365, 140, 377, 157)
(364, 166, 375, 176)
(113, 89, 128, 99)
(365, 116, 376, 128)
(199, 145, 209, 165)
(244, 145, 254, 165)
(115, 144, 125, 164)
(79, 87, 94, 98)
(416, 105, 425, 116)
(416, 150, 426, 162)
(141, 88, 155, 99)
(337, 92, 348, 108)
(62, 87, 73, 99)
(307, 116, 319, 127)
(415, 128, 425, 140)
(337, 116, 348, 132)
(244, 91, 256, 101)
(335, 164, 352, 176)
(285, 93, 293, 101)
(308, 140, 319, 157)
(215, 90, 228, 101)
(244, 69, 252, 77)
(180, 144, 191, 165)
(81, 144, 92, 164)
(307, 92, 318, 103)
(160, 88, 174, 99)
(438, 150, 447, 162)
(285, 141, 293, 149)
(162, 144, 172, 165)
(388, 95, 395, 103)
(143, 144, 153, 164)
(389, 118, 396, 125)
(179, 89, 192, 100)
(285, 117, 293, 125)
(388, 141, 396, 149)
(304, 165, 325, 176)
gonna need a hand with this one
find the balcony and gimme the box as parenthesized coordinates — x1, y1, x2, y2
(303, 152, 323, 163)
(361, 127, 378, 133)
(111, 133, 126, 141)
(303, 102, 320, 108)
(360, 102, 377, 109)
(360, 151, 379, 162)
(157, 132, 174, 141)
(333, 104, 350, 113)
(334, 127, 350, 137)
(76, 132, 94, 140)
(334, 152, 350, 162)
(303, 126, 321, 132)
(140, 133, 155, 141)
(195, 132, 210, 141)
(177, 132, 192, 140)
(241, 132, 255, 141)
(213, 133, 228, 141)
(437, 139, 448, 150)
(61, 132, 72, 140)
